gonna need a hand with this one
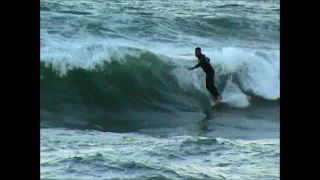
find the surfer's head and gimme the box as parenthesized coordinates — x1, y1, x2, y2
(195, 47, 201, 57)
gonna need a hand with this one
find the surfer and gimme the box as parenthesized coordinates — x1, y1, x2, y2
(188, 47, 222, 103)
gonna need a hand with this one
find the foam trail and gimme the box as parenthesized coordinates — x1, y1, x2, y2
(221, 77, 251, 108)
(205, 47, 279, 100)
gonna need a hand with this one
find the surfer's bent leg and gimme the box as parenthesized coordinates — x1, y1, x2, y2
(205, 74, 221, 100)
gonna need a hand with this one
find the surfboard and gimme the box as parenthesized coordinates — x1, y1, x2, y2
(212, 94, 251, 108)
(211, 100, 225, 108)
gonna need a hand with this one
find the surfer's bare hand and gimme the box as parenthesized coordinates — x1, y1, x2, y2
(187, 67, 193, 71)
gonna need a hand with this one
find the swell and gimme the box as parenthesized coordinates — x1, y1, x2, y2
(40, 0, 279, 43)
(40, 49, 278, 131)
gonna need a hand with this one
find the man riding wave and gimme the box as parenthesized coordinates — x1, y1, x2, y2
(188, 47, 222, 104)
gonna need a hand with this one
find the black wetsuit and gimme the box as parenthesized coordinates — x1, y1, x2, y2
(191, 54, 221, 99)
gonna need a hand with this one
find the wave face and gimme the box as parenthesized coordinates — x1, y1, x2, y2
(40, 45, 279, 131)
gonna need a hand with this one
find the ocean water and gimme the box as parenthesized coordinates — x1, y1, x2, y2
(40, 0, 280, 179)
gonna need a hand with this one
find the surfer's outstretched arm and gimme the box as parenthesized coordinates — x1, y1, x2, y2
(188, 61, 204, 70)
(188, 56, 207, 70)
(189, 62, 201, 70)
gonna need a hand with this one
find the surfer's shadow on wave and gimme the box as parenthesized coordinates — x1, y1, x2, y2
(197, 111, 223, 132)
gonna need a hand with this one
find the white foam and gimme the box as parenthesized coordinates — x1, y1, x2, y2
(170, 46, 279, 100)
(221, 78, 251, 108)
